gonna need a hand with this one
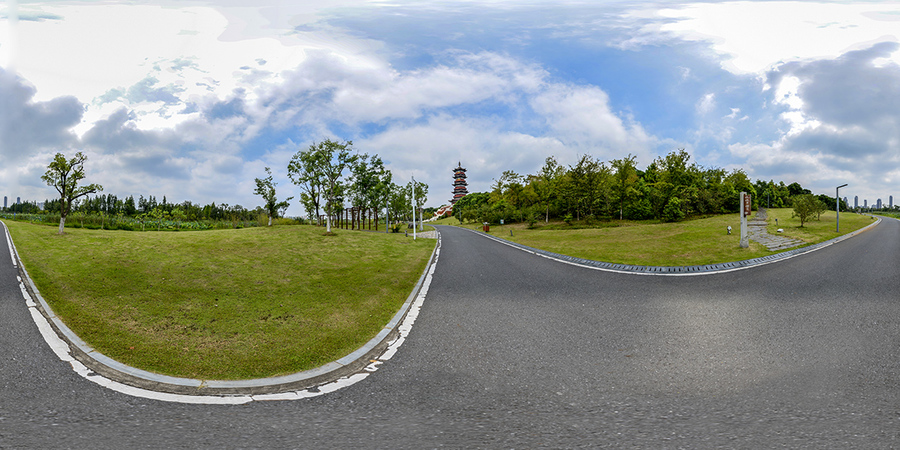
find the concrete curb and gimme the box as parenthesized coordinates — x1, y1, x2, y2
(455, 216, 882, 276)
(5, 221, 441, 396)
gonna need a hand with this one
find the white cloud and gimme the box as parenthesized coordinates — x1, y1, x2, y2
(529, 83, 655, 162)
(361, 114, 571, 199)
(696, 93, 715, 115)
(654, 1, 900, 74)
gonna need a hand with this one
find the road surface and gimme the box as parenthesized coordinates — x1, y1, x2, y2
(1, 218, 898, 447)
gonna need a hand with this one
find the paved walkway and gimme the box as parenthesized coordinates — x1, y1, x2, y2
(748, 208, 806, 251)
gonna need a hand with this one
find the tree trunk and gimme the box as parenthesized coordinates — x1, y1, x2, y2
(268, 215, 272, 227)
(326, 214, 332, 232)
(58, 216, 66, 234)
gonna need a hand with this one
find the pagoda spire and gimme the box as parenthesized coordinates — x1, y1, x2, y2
(451, 162, 468, 204)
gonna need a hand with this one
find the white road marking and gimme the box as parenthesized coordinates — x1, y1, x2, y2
(13, 230, 441, 404)
(4, 223, 17, 268)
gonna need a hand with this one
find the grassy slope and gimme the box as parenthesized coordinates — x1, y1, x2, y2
(439, 208, 875, 267)
(6, 222, 433, 380)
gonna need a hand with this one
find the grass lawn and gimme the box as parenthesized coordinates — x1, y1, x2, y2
(5, 221, 434, 380)
(438, 208, 875, 266)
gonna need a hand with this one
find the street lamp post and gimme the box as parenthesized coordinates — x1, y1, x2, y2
(836, 183, 848, 232)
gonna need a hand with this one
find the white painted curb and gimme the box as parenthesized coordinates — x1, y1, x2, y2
(2, 220, 440, 404)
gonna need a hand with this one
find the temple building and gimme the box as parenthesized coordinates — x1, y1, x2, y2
(451, 162, 468, 204)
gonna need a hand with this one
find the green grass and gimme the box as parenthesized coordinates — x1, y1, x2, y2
(5, 221, 434, 380)
(763, 208, 877, 243)
(448, 208, 875, 266)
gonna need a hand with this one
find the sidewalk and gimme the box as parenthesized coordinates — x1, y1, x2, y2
(748, 208, 805, 251)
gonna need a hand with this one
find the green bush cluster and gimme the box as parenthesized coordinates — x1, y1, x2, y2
(0, 212, 307, 232)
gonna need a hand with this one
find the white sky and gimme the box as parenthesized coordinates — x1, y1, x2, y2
(657, 1, 900, 74)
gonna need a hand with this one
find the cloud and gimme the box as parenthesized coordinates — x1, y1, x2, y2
(530, 83, 655, 161)
(650, 2, 900, 74)
(772, 42, 900, 129)
(696, 93, 715, 115)
(361, 114, 570, 197)
(723, 42, 900, 200)
(0, 68, 81, 162)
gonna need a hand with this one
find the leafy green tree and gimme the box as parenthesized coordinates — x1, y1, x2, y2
(41, 152, 103, 234)
(532, 156, 564, 222)
(254, 167, 293, 227)
(349, 154, 392, 230)
(288, 145, 327, 222)
(792, 194, 822, 227)
(610, 154, 639, 220)
(662, 196, 685, 222)
(453, 191, 489, 223)
(386, 182, 407, 227)
(309, 139, 359, 233)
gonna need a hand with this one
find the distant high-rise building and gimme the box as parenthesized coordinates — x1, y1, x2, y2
(864, 199, 868, 208)
(890, 196, 894, 209)
(843, 197, 848, 207)
(854, 196, 858, 208)
(3, 196, 6, 209)
(16, 197, 20, 205)
(877, 199, 883, 209)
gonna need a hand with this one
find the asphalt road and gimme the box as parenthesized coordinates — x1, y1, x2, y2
(1, 218, 899, 448)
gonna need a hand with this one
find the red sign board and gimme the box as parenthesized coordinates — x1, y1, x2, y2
(743, 194, 752, 217)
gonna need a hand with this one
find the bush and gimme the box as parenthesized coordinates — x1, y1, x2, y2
(662, 197, 685, 222)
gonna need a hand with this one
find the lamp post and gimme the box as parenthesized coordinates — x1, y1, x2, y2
(836, 183, 848, 232)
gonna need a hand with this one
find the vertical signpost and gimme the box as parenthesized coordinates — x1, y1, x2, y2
(740, 191, 751, 248)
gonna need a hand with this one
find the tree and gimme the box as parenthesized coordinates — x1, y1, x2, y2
(41, 152, 103, 234)
(792, 194, 822, 227)
(349, 154, 392, 230)
(254, 167, 293, 226)
(302, 139, 358, 233)
(288, 145, 327, 222)
(610, 154, 638, 220)
(533, 156, 564, 223)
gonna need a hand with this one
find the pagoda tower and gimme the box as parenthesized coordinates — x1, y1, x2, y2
(451, 162, 468, 204)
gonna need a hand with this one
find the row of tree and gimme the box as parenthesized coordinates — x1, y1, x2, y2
(10, 140, 431, 234)
(38, 194, 264, 223)
(451, 149, 848, 225)
(258, 138, 428, 231)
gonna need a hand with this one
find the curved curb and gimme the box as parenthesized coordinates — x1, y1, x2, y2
(3, 220, 440, 399)
(450, 216, 881, 276)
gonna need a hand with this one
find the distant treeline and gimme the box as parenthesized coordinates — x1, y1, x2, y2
(0, 194, 303, 231)
(7, 194, 266, 222)
(450, 149, 851, 225)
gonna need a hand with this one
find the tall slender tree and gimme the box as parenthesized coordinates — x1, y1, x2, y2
(254, 167, 293, 226)
(41, 152, 103, 234)
(610, 154, 638, 220)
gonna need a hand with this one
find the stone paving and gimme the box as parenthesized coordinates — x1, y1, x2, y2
(748, 208, 806, 251)
(415, 230, 438, 239)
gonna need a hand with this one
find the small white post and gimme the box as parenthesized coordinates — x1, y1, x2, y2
(412, 176, 416, 240)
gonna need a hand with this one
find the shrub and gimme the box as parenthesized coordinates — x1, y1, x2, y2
(662, 197, 685, 222)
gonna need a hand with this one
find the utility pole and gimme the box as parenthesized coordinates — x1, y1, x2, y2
(412, 176, 417, 240)
(740, 191, 750, 248)
(836, 184, 847, 232)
